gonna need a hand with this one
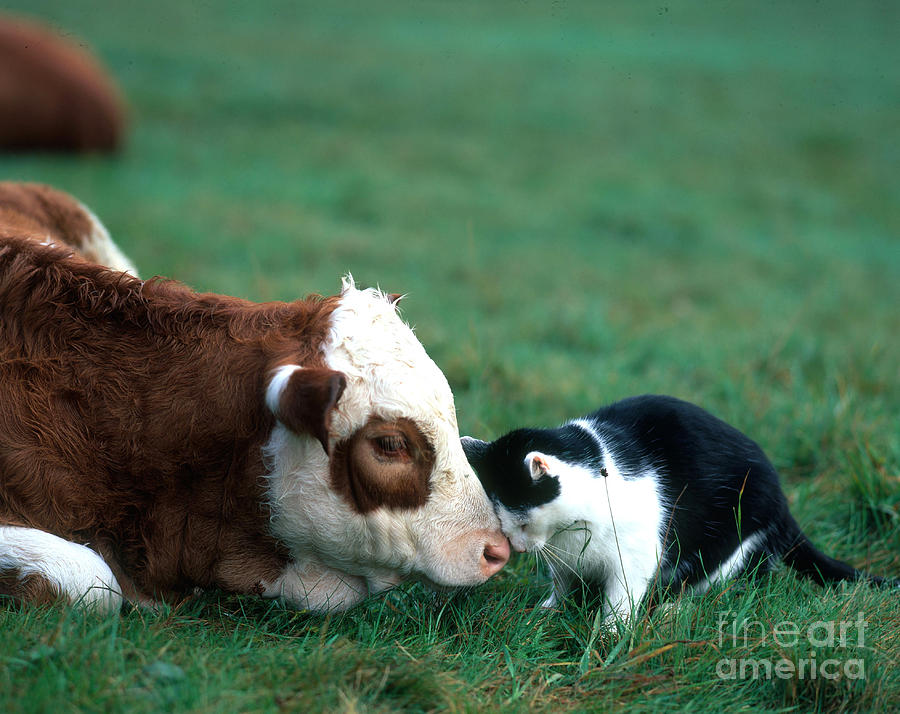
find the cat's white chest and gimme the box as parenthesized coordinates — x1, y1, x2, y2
(552, 461, 664, 577)
(533, 455, 665, 618)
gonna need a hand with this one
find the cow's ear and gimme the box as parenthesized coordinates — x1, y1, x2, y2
(267, 365, 347, 453)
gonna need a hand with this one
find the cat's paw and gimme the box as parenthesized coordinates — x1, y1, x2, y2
(654, 600, 681, 618)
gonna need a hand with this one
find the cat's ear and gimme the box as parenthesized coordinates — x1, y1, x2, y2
(526, 452, 551, 481)
(461, 437, 490, 471)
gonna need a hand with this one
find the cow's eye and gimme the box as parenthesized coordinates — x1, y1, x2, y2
(373, 434, 408, 458)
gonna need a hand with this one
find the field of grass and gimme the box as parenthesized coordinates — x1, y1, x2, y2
(2, 1, 898, 711)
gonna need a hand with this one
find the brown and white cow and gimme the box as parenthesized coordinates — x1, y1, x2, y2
(0, 213, 508, 613)
(0, 182, 137, 276)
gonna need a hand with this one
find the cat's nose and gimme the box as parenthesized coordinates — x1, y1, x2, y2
(480, 538, 511, 577)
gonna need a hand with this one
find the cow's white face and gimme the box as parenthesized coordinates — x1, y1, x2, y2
(262, 279, 509, 611)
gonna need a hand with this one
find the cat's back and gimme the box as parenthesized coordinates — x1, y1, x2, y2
(584, 394, 771, 476)
(587, 394, 718, 442)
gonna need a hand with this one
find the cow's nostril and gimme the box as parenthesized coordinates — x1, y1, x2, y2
(481, 538, 510, 576)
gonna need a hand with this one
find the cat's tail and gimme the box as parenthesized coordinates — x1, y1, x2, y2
(781, 520, 899, 588)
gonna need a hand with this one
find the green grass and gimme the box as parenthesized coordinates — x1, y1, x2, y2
(2, 1, 898, 711)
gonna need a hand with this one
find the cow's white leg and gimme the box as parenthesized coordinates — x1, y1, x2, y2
(262, 557, 369, 612)
(0, 526, 123, 611)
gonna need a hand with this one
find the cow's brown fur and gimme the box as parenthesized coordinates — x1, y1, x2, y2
(0, 182, 94, 252)
(0, 568, 61, 606)
(0, 236, 340, 601)
(0, 16, 125, 153)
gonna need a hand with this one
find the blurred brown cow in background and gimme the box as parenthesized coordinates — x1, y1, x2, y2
(0, 15, 126, 153)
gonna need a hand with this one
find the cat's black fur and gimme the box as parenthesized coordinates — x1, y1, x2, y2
(464, 395, 895, 616)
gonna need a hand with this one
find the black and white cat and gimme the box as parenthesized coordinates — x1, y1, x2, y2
(463, 395, 894, 622)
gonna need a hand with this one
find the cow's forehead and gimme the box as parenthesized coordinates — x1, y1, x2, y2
(324, 283, 457, 435)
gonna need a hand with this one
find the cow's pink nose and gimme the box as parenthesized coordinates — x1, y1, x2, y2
(480, 537, 510, 577)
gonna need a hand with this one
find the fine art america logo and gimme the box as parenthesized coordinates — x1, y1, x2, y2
(715, 611, 867, 681)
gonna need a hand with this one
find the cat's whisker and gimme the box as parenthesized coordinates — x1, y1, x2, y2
(531, 545, 570, 585)
(532, 547, 555, 575)
(543, 541, 591, 563)
(541, 544, 589, 585)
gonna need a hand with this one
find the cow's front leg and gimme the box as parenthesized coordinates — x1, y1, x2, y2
(0, 525, 123, 611)
(262, 557, 369, 612)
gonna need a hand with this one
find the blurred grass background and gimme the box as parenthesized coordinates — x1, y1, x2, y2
(1, 1, 898, 711)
